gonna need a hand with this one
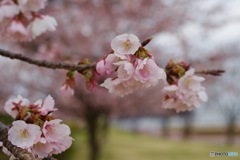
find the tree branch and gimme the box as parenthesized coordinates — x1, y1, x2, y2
(0, 48, 96, 72)
(196, 70, 225, 76)
(0, 122, 56, 160)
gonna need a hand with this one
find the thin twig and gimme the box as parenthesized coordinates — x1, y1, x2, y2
(0, 48, 96, 72)
(141, 38, 152, 47)
(196, 70, 225, 76)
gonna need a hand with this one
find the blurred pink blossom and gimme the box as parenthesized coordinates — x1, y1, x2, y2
(17, 0, 47, 13)
(162, 69, 208, 112)
(178, 69, 205, 93)
(7, 20, 30, 41)
(28, 15, 57, 39)
(0, 2, 19, 22)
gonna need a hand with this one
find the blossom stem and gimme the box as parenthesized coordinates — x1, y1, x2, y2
(0, 48, 96, 72)
(0, 122, 56, 160)
(196, 70, 225, 76)
(141, 38, 152, 47)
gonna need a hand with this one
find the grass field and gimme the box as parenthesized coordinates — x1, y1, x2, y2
(0, 120, 239, 160)
(55, 122, 240, 160)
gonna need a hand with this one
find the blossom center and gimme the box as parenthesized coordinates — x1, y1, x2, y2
(123, 39, 131, 50)
(21, 129, 28, 139)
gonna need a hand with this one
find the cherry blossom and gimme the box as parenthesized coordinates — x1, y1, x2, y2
(134, 58, 166, 86)
(28, 15, 57, 39)
(162, 85, 191, 112)
(96, 59, 105, 75)
(6, 20, 30, 41)
(32, 138, 53, 158)
(34, 95, 57, 116)
(0, 0, 57, 41)
(162, 69, 208, 112)
(115, 60, 135, 81)
(111, 34, 141, 56)
(99, 34, 167, 96)
(8, 120, 41, 148)
(0, 2, 19, 22)
(17, 0, 47, 13)
(100, 78, 136, 97)
(4, 95, 30, 119)
(178, 69, 205, 93)
(50, 135, 73, 155)
(60, 83, 75, 96)
(42, 119, 71, 143)
(96, 53, 118, 75)
(3, 95, 73, 158)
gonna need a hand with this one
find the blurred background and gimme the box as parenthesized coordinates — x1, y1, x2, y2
(0, 0, 240, 160)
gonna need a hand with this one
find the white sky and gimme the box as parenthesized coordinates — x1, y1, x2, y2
(152, 0, 240, 60)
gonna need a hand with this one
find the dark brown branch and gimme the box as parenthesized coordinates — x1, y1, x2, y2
(0, 122, 56, 160)
(0, 48, 96, 72)
(196, 70, 225, 76)
(0, 38, 153, 72)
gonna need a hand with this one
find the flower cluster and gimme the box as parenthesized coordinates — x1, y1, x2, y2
(96, 34, 166, 97)
(162, 61, 208, 112)
(0, 0, 57, 41)
(1, 95, 73, 159)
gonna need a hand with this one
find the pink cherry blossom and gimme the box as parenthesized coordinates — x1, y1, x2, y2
(96, 53, 118, 75)
(28, 15, 57, 39)
(96, 59, 106, 75)
(178, 69, 205, 93)
(100, 57, 166, 96)
(42, 119, 71, 143)
(17, 0, 47, 13)
(50, 136, 73, 155)
(134, 58, 166, 85)
(60, 83, 74, 96)
(162, 69, 208, 112)
(32, 138, 53, 158)
(8, 120, 41, 149)
(4, 95, 30, 119)
(115, 61, 135, 81)
(34, 95, 57, 116)
(177, 88, 208, 107)
(162, 85, 192, 112)
(60, 77, 75, 96)
(111, 34, 141, 56)
(6, 20, 30, 41)
(100, 78, 141, 97)
(0, 2, 19, 22)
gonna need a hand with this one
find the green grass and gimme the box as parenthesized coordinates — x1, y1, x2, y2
(58, 123, 240, 160)
(1, 120, 239, 160)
